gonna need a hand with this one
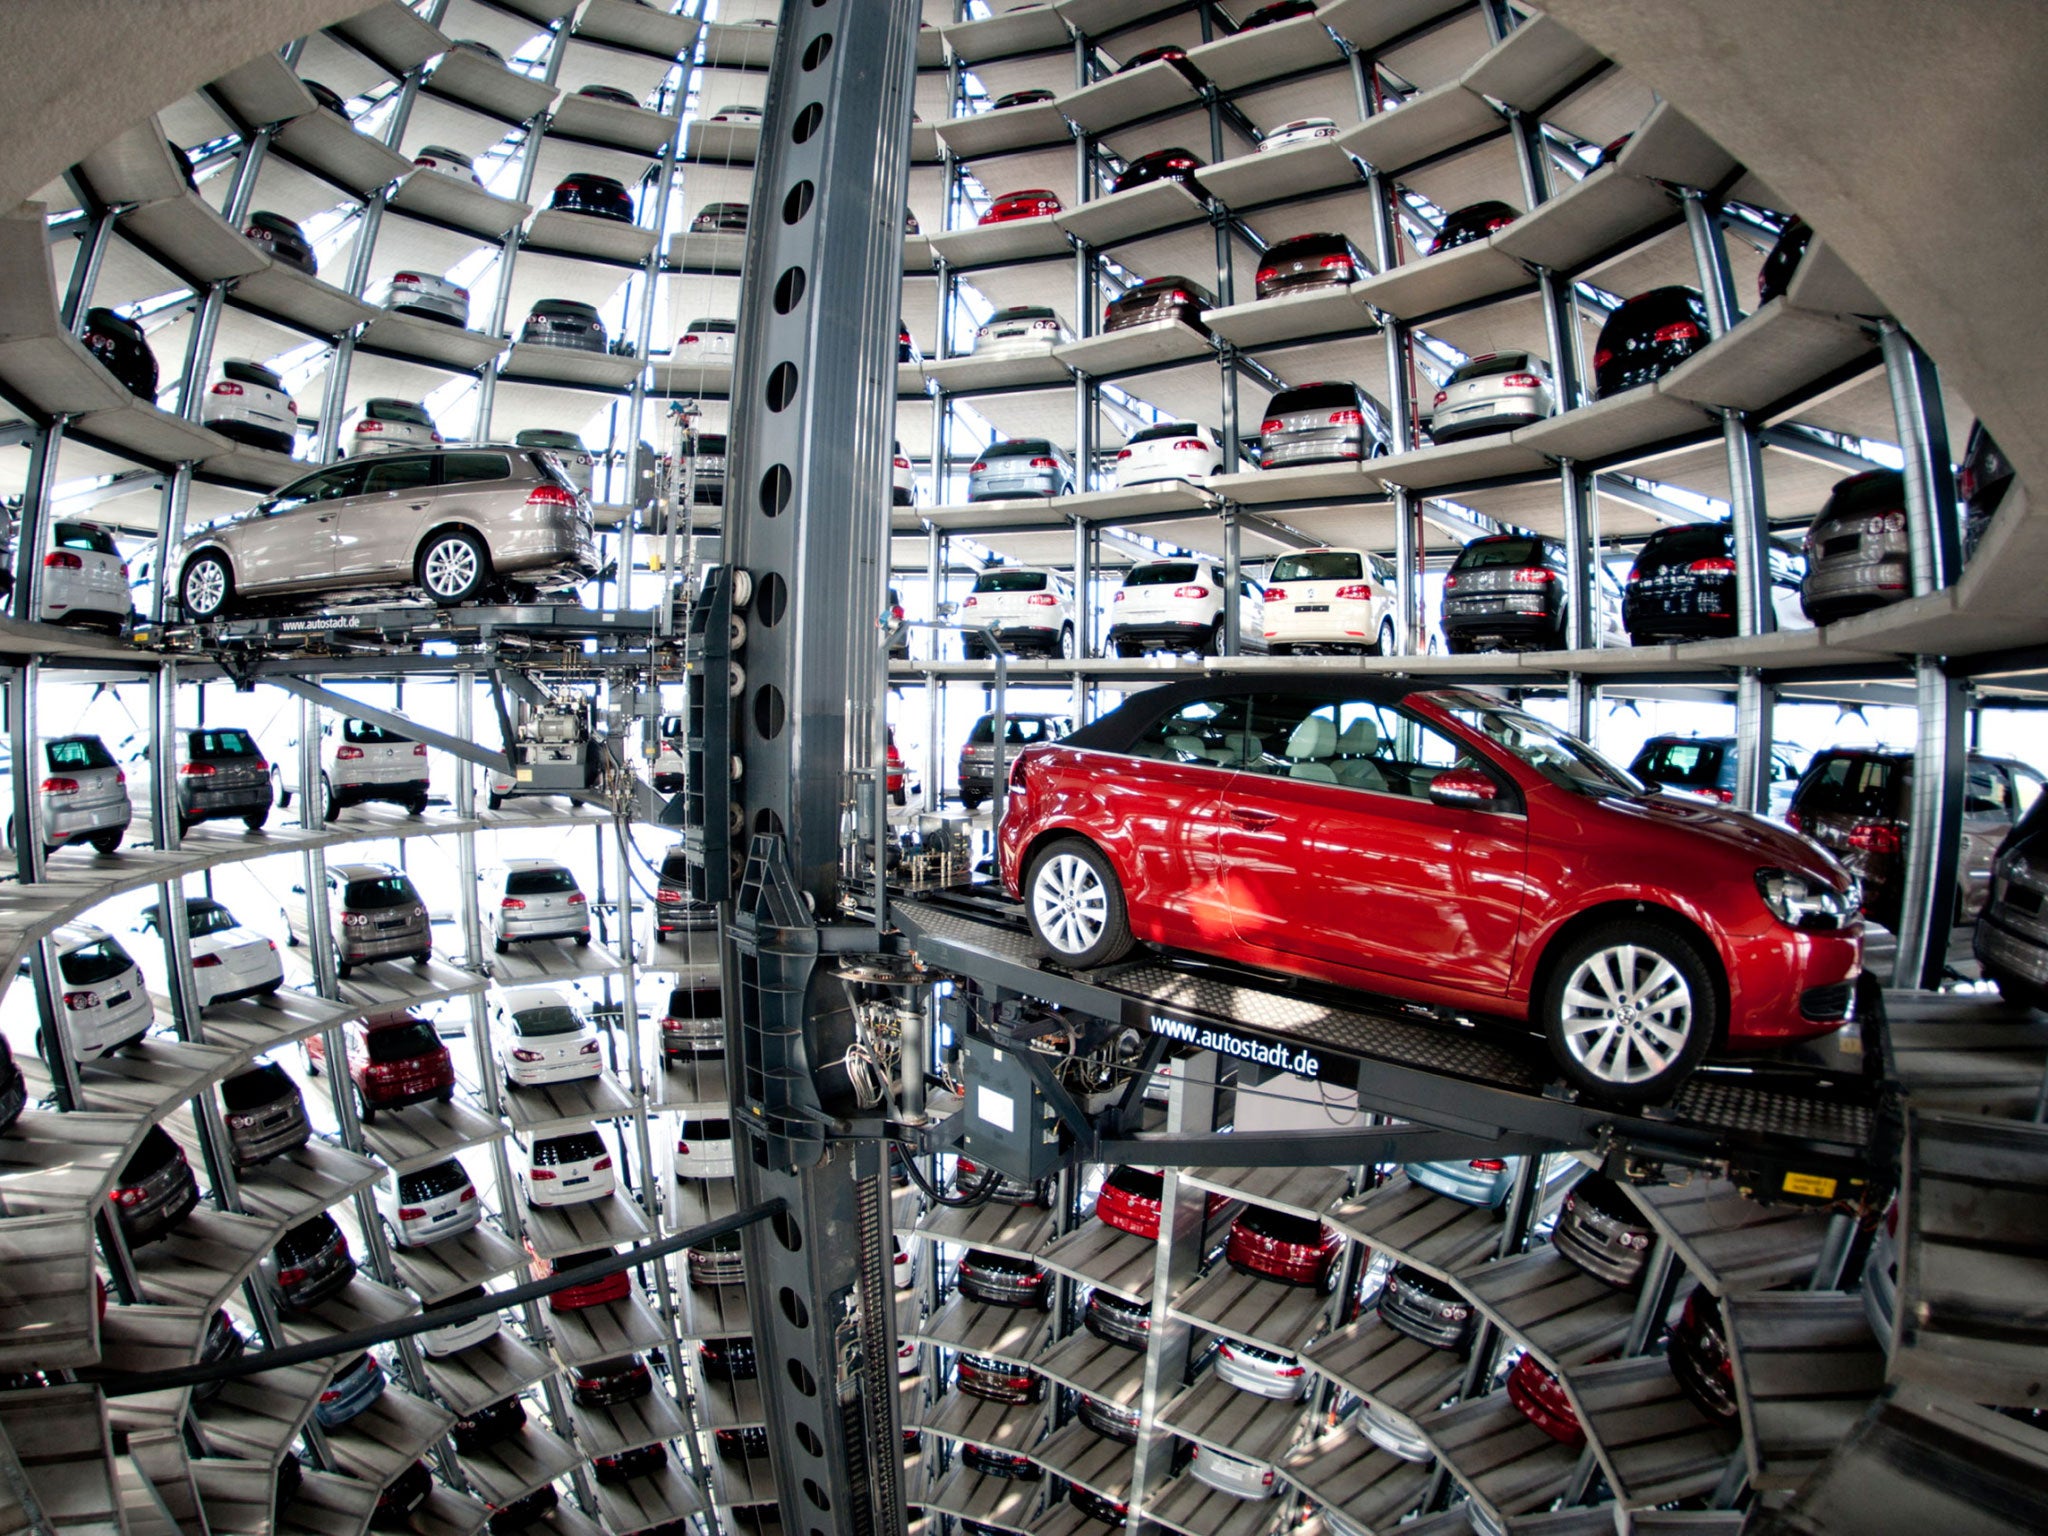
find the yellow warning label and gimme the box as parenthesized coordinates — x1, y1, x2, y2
(1782, 1172, 1837, 1199)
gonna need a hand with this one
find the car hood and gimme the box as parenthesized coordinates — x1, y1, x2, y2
(1599, 791, 1850, 885)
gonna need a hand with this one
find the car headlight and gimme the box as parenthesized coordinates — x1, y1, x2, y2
(1756, 868, 1856, 931)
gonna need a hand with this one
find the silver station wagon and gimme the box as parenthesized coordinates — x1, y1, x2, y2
(175, 447, 597, 619)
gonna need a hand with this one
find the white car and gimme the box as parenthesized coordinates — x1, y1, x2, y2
(49, 924, 153, 1061)
(892, 441, 914, 506)
(523, 1128, 615, 1208)
(960, 566, 1077, 659)
(382, 271, 469, 327)
(1114, 422, 1227, 487)
(1259, 116, 1339, 152)
(677, 318, 736, 359)
(1213, 1337, 1309, 1400)
(40, 519, 132, 632)
(202, 359, 298, 454)
(496, 987, 602, 1088)
(412, 143, 482, 186)
(514, 430, 596, 495)
(140, 897, 282, 1009)
(1428, 351, 1557, 443)
(1359, 1398, 1431, 1461)
(420, 1285, 501, 1356)
(1106, 558, 1264, 657)
(488, 859, 591, 951)
(893, 1234, 917, 1291)
(373, 1157, 480, 1247)
(2, 734, 130, 854)
(674, 1114, 734, 1180)
(896, 1338, 920, 1376)
(707, 103, 762, 123)
(970, 304, 1071, 359)
(338, 397, 442, 455)
(328, 717, 432, 817)
(1188, 1445, 1278, 1499)
(1263, 546, 1401, 656)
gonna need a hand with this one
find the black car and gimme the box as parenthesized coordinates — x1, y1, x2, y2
(1622, 523, 1803, 644)
(697, 1335, 757, 1381)
(244, 211, 316, 276)
(1117, 44, 1204, 88)
(956, 1248, 1052, 1309)
(654, 847, 719, 936)
(691, 201, 749, 233)
(576, 83, 640, 107)
(521, 299, 607, 354)
(714, 1426, 768, 1460)
(1430, 199, 1519, 255)
(961, 1444, 1041, 1480)
(1066, 1482, 1129, 1526)
(956, 1352, 1044, 1405)
(110, 1126, 199, 1246)
(82, 308, 158, 398)
(177, 727, 272, 834)
(592, 1442, 666, 1484)
(1075, 1391, 1140, 1443)
(193, 1308, 245, 1404)
(1112, 147, 1203, 197)
(571, 1355, 652, 1408)
(1440, 534, 1570, 653)
(0, 1038, 25, 1136)
(550, 172, 633, 222)
(1667, 1286, 1739, 1421)
(1959, 419, 2015, 562)
(217, 1062, 311, 1170)
(1242, 0, 1317, 27)
(264, 1213, 357, 1311)
(369, 1460, 432, 1531)
(1255, 231, 1369, 301)
(992, 88, 1055, 109)
(1758, 216, 1813, 304)
(303, 79, 348, 116)
(1082, 1287, 1150, 1349)
(1104, 274, 1215, 334)
(1376, 1265, 1477, 1352)
(451, 1395, 526, 1454)
(1551, 1174, 1654, 1289)
(1592, 286, 1712, 397)
(486, 1484, 557, 1535)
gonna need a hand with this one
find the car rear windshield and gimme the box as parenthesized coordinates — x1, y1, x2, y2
(687, 319, 738, 334)
(680, 1117, 732, 1138)
(52, 522, 119, 555)
(365, 1022, 440, 1062)
(1796, 754, 1902, 819)
(223, 359, 285, 390)
(1105, 1165, 1163, 1199)
(442, 451, 513, 485)
(535, 1132, 606, 1165)
(401, 1161, 470, 1199)
(667, 986, 719, 1014)
(1448, 352, 1534, 383)
(344, 877, 417, 910)
(190, 729, 260, 759)
(222, 1065, 294, 1110)
(46, 737, 114, 770)
(1451, 537, 1554, 570)
(1269, 383, 1360, 415)
(121, 1126, 179, 1180)
(186, 902, 239, 936)
(368, 399, 434, 427)
(1270, 232, 1350, 256)
(659, 851, 692, 882)
(343, 719, 408, 744)
(694, 434, 727, 454)
(973, 570, 1050, 592)
(507, 867, 577, 895)
(1635, 740, 1729, 788)
(988, 306, 1055, 322)
(979, 441, 1055, 462)
(513, 1005, 582, 1037)
(59, 937, 134, 985)
(1126, 424, 1200, 446)
(1237, 1205, 1324, 1243)
(278, 1214, 340, 1259)
(1635, 526, 1731, 572)
(533, 300, 598, 318)
(516, 431, 583, 450)
(968, 716, 1061, 745)
(1271, 551, 1362, 581)
(1123, 563, 1201, 586)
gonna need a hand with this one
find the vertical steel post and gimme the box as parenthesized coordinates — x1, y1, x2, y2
(1880, 320, 1961, 595)
(1893, 660, 1966, 991)
(1681, 190, 1738, 339)
(11, 419, 67, 627)
(1733, 671, 1777, 816)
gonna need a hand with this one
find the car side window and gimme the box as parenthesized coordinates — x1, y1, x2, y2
(1129, 695, 1255, 767)
(2014, 766, 2045, 818)
(269, 464, 370, 514)
(362, 457, 436, 495)
(1964, 763, 2010, 817)
(1241, 694, 1465, 797)
(439, 451, 513, 484)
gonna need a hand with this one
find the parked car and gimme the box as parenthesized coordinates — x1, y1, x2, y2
(290, 863, 432, 978)
(957, 1353, 1044, 1404)
(686, 1229, 746, 1288)
(654, 846, 718, 937)
(339, 397, 442, 455)
(109, 1126, 198, 1245)
(1789, 746, 2042, 930)
(593, 1444, 666, 1485)
(697, 1335, 756, 1381)
(48, 924, 153, 1062)
(175, 446, 597, 618)
(1551, 1173, 1655, 1287)
(520, 299, 607, 353)
(956, 1249, 1052, 1309)
(959, 566, 1076, 656)
(420, 1284, 501, 1356)
(676, 1114, 735, 1179)
(1225, 1204, 1342, 1288)
(451, 1394, 525, 1454)
(1000, 677, 1864, 1099)
(314, 1352, 386, 1428)
(1214, 1337, 1309, 1400)
(1105, 276, 1212, 335)
(706, 103, 762, 124)
(311, 1009, 454, 1120)
(714, 1427, 769, 1461)
(575, 84, 640, 107)
(1114, 422, 1225, 486)
(682, 431, 726, 505)
(1800, 468, 1910, 624)
(374, 1157, 479, 1247)
(892, 445, 914, 506)
(1623, 522, 1806, 643)
(571, 1355, 652, 1408)
(514, 429, 596, 495)
(691, 201, 749, 233)
(550, 172, 632, 221)
(1959, 419, 2015, 562)
(194, 1309, 244, 1402)
(1757, 216, 1813, 304)
(1189, 1445, 1279, 1499)
(262, 1213, 356, 1311)
(1092, 1164, 1226, 1238)
(1976, 792, 2048, 1007)
(961, 1445, 1039, 1480)
(39, 519, 134, 632)
(10, 734, 129, 854)
(992, 88, 1055, 109)
(371, 1462, 432, 1531)
(1117, 44, 1204, 86)
(489, 860, 591, 951)
(1592, 286, 1712, 397)
(1259, 117, 1338, 152)
(958, 713, 1072, 811)
(1404, 1155, 1519, 1209)
(1112, 147, 1203, 196)
(523, 1128, 616, 1208)
(175, 726, 272, 834)
(1262, 545, 1398, 656)
(82, 307, 157, 398)
(541, 1246, 630, 1311)
(217, 1062, 310, 1169)
(1428, 352, 1556, 442)
(244, 211, 315, 276)
(1377, 1264, 1477, 1351)
(1065, 1483, 1130, 1526)
(1359, 1399, 1431, 1462)
(1258, 380, 1385, 468)
(1108, 557, 1265, 657)
(1506, 1351, 1584, 1445)
(484, 1485, 554, 1536)
(1255, 232, 1369, 301)
(1241, 0, 1316, 26)
(1667, 1286, 1739, 1421)
(1083, 1287, 1151, 1348)
(980, 188, 1063, 224)
(659, 981, 724, 1059)
(1430, 199, 1519, 255)
(411, 144, 481, 185)
(0, 1039, 24, 1137)
(1626, 734, 1804, 820)
(1441, 533, 1624, 653)
(1074, 1392, 1140, 1442)
(970, 305, 1072, 359)
(677, 316, 737, 360)
(308, 717, 433, 819)
(897, 322, 921, 365)
(953, 1156, 1046, 1205)
(203, 359, 298, 454)
(967, 440, 1075, 502)
(381, 271, 469, 326)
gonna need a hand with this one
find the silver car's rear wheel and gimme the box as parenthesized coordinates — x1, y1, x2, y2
(181, 553, 232, 620)
(417, 530, 489, 604)
(1025, 838, 1134, 969)
(1540, 921, 1714, 1101)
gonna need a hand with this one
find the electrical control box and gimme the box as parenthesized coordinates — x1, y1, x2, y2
(958, 1034, 1064, 1185)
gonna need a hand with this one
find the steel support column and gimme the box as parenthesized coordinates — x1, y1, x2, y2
(1893, 659, 1965, 991)
(1880, 320, 1961, 595)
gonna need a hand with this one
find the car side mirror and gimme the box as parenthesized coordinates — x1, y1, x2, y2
(1428, 769, 1499, 808)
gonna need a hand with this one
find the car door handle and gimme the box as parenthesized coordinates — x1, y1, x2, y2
(1229, 808, 1278, 829)
(408, 501, 429, 510)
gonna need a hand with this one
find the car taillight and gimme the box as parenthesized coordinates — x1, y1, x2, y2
(278, 1265, 308, 1285)
(1848, 821, 1900, 854)
(1173, 585, 1209, 599)
(1170, 438, 1205, 452)
(43, 552, 83, 570)
(678, 333, 699, 345)
(501, 898, 526, 910)
(398, 1206, 426, 1221)
(1263, 587, 1285, 601)
(1502, 372, 1541, 388)
(512, 1049, 543, 1062)
(1255, 266, 1279, 285)
(1319, 255, 1355, 274)
(1431, 390, 1448, 407)
(111, 1183, 146, 1205)
(341, 912, 369, 928)
(40, 777, 78, 795)
(1512, 568, 1555, 584)
(580, 1041, 599, 1054)
(212, 382, 245, 396)
(1259, 416, 1284, 434)
(1328, 408, 1364, 425)
(1688, 557, 1736, 573)
(1332, 584, 1372, 600)
(568, 893, 587, 905)
(181, 763, 217, 776)
(961, 594, 977, 607)
(530, 1168, 557, 1179)
(1653, 320, 1703, 344)
(1278, 1365, 1305, 1377)
(657, 887, 682, 902)
(1031, 319, 1059, 331)
(336, 746, 365, 760)
(193, 954, 223, 969)
(1026, 594, 1058, 606)
(526, 484, 580, 512)
(893, 457, 910, 470)
(394, 272, 421, 284)
(1470, 1158, 1506, 1172)
(1029, 456, 1058, 469)
(593, 1156, 613, 1170)
(65, 990, 100, 1009)
(1593, 347, 1613, 370)
(413, 743, 428, 755)
(970, 461, 987, 474)
(358, 420, 383, 433)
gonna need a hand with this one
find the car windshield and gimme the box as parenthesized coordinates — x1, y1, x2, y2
(514, 1006, 583, 1037)
(191, 729, 260, 759)
(1430, 691, 1642, 798)
(52, 521, 119, 555)
(1271, 551, 1362, 582)
(366, 1022, 441, 1062)
(507, 867, 577, 895)
(344, 876, 416, 909)
(344, 719, 407, 744)
(46, 737, 113, 770)
(974, 570, 1049, 592)
(1797, 754, 1903, 819)
(187, 903, 241, 937)
(59, 938, 133, 985)
(1454, 538, 1552, 570)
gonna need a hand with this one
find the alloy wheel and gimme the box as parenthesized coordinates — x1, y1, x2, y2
(1031, 852, 1108, 957)
(1556, 942, 1695, 1086)
(422, 537, 480, 599)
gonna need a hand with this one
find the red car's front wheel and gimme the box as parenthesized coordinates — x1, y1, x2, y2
(1025, 838, 1134, 969)
(1540, 920, 1715, 1102)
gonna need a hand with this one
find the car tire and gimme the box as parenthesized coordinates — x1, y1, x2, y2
(413, 951, 432, 966)
(1058, 625, 1076, 660)
(1368, 619, 1396, 657)
(488, 792, 505, 810)
(1112, 637, 1140, 658)
(1268, 642, 1293, 657)
(416, 529, 491, 605)
(1538, 918, 1716, 1102)
(1024, 837, 1136, 970)
(437, 1085, 453, 1103)
(962, 637, 986, 661)
(960, 791, 984, 812)
(320, 777, 340, 824)
(244, 809, 268, 832)
(336, 960, 352, 979)
(273, 768, 291, 809)
(1202, 619, 1224, 657)
(180, 552, 235, 621)
(89, 831, 122, 855)
(407, 794, 429, 816)
(355, 1089, 376, 1124)
(495, 937, 509, 955)
(1995, 975, 2048, 1012)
